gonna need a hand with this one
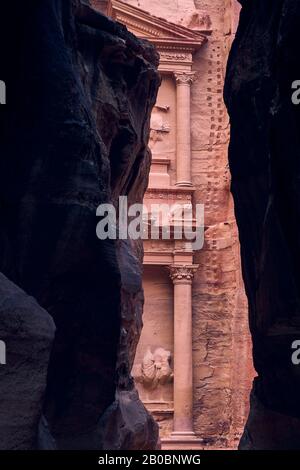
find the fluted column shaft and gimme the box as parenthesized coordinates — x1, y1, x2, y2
(169, 265, 198, 435)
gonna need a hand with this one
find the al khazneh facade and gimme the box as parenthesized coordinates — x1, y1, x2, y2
(92, 0, 255, 449)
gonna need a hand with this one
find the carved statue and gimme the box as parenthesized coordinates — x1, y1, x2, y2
(135, 347, 173, 390)
(149, 106, 171, 146)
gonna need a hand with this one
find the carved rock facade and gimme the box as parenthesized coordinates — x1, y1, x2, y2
(99, 0, 254, 449)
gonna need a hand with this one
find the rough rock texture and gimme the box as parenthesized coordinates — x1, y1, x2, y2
(225, 0, 300, 450)
(0, 274, 55, 450)
(189, 3, 253, 447)
(0, 0, 160, 449)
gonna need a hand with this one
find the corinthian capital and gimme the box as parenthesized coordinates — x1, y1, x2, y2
(174, 72, 196, 85)
(168, 265, 199, 283)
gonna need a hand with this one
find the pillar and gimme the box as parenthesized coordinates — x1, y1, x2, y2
(169, 265, 199, 438)
(174, 72, 195, 188)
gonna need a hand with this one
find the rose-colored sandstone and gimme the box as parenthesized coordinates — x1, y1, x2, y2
(96, 0, 255, 449)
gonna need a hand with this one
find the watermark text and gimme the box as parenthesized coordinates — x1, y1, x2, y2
(96, 197, 204, 250)
(0, 340, 6, 365)
(0, 80, 6, 105)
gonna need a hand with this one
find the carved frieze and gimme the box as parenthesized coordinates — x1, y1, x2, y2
(180, 11, 212, 32)
(159, 52, 191, 63)
(145, 188, 193, 201)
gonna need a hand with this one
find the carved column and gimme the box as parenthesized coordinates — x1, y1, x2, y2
(169, 264, 199, 438)
(174, 72, 195, 188)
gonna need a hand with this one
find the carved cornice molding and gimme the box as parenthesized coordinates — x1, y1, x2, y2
(109, 0, 207, 50)
(117, 14, 160, 37)
(174, 72, 196, 85)
(168, 265, 199, 283)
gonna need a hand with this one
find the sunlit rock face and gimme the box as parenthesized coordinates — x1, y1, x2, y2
(126, 0, 196, 23)
(225, 0, 300, 450)
(0, 0, 160, 449)
(114, 0, 254, 449)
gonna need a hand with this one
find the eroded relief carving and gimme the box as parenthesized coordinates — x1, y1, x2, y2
(168, 265, 198, 282)
(150, 105, 171, 147)
(134, 347, 173, 390)
(180, 10, 212, 31)
(159, 52, 190, 62)
(174, 72, 196, 85)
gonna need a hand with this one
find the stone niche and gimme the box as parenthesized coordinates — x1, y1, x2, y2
(148, 77, 176, 189)
(132, 266, 174, 437)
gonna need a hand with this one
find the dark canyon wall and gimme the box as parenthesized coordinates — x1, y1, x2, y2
(225, 0, 300, 450)
(0, 0, 160, 449)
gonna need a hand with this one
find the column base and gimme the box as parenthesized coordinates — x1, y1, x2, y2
(175, 181, 193, 188)
(161, 432, 204, 450)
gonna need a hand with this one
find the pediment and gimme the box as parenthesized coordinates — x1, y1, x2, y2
(108, 0, 207, 50)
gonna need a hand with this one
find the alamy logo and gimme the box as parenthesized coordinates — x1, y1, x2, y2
(96, 197, 205, 250)
(0, 80, 6, 105)
(0, 341, 6, 365)
(291, 340, 300, 365)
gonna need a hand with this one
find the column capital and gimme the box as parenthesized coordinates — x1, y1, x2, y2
(174, 72, 196, 86)
(168, 264, 199, 284)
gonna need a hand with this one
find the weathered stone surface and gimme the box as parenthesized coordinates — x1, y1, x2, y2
(0, 274, 55, 450)
(225, 0, 300, 449)
(0, 0, 160, 449)
(97, 390, 160, 450)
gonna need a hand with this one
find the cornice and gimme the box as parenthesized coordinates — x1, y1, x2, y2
(110, 0, 207, 50)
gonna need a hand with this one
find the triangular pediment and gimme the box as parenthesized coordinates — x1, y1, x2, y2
(108, 0, 207, 49)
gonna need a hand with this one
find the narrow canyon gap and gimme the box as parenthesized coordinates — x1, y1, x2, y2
(225, 0, 300, 449)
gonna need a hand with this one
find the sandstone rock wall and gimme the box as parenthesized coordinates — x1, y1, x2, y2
(0, 0, 160, 449)
(225, 0, 300, 450)
(190, 0, 253, 448)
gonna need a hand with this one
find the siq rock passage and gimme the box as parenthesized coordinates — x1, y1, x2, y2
(0, 0, 160, 450)
(225, 0, 300, 450)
